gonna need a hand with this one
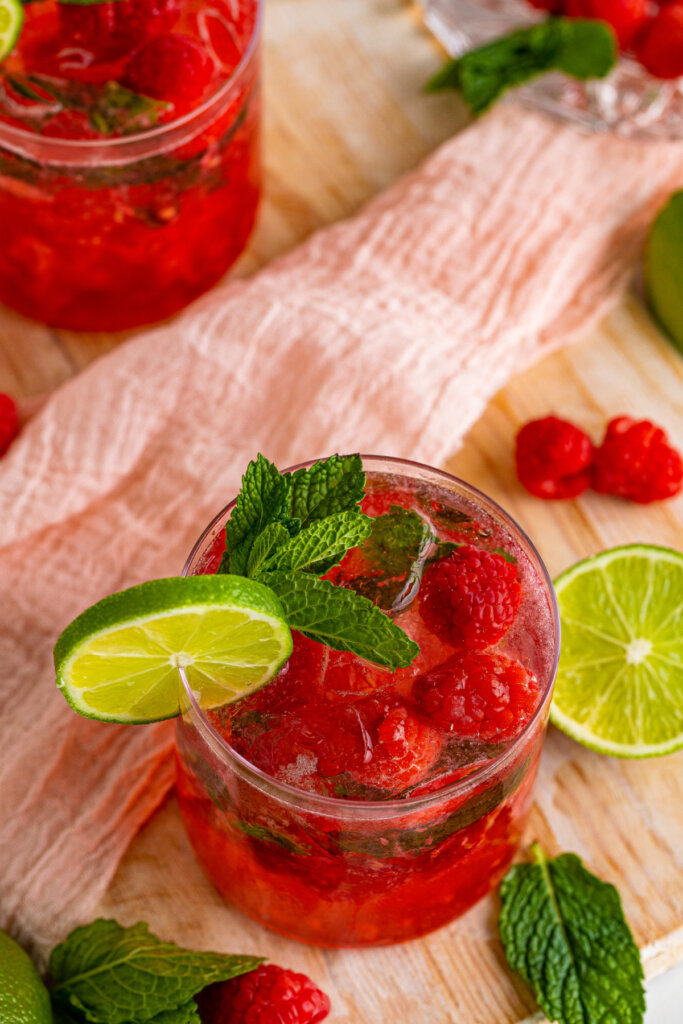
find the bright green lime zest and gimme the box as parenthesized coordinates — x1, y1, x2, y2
(645, 190, 683, 354)
(0, 930, 52, 1024)
(54, 575, 293, 724)
(0, 0, 23, 61)
(551, 544, 683, 758)
(499, 845, 645, 1024)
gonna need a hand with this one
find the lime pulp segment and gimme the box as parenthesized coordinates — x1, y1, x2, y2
(54, 575, 293, 724)
(0, 0, 23, 61)
(551, 544, 683, 758)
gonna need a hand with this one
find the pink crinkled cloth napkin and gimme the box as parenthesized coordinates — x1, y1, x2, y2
(2, 104, 683, 956)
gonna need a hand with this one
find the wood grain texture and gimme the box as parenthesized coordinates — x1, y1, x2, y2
(2, 0, 682, 1020)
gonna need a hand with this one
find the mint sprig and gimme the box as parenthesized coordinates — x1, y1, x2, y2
(499, 844, 645, 1024)
(49, 919, 262, 1024)
(426, 17, 616, 115)
(218, 454, 420, 670)
(260, 570, 419, 669)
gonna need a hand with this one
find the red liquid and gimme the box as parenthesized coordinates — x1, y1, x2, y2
(0, 0, 260, 330)
(175, 469, 556, 946)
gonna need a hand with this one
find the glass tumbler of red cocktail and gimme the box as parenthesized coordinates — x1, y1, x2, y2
(0, 0, 261, 331)
(175, 457, 560, 947)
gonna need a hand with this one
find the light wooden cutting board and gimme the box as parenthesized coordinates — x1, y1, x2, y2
(1, 2, 682, 1021)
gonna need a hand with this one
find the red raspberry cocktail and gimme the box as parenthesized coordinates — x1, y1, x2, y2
(175, 457, 560, 946)
(0, 0, 261, 330)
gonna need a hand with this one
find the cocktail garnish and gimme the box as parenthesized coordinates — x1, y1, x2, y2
(218, 453, 420, 670)
(426, 17, 616, 115)
(499, 844, 645, 1024)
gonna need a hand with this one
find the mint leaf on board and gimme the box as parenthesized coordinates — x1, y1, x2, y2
(261, 511, 372, 576)
(143, 1004, 201, 1024)
(49, 919, 262, 1024)
(260, 570, 419, 670)
(221, 455, 291, 576)
(499, 845, 645, 1024)
(285, 454, 366, 525)
(426, 18, 616, 115)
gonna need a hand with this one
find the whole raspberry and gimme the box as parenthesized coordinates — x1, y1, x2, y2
(565, 0, 651, 49)
(196, 965, 331, 1024)
(413, 651, 539, 743)
(0, 393, 19, 456)
(114, 0, 182, 51)
(349, 696, 442, 794)
(635, 3, 683, 79)
(592, 416, 683, 503)
(515, 416, 593, 500)
(122, 34, 214, 107)
(419, 545, 522, 649)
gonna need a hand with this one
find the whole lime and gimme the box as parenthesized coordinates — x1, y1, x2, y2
(0, 929, 52, 1024)
(644, 190, 683, 354)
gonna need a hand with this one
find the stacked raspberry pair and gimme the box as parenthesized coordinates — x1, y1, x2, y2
(527, 0, 683, 79)
(516, 415, 683, 503)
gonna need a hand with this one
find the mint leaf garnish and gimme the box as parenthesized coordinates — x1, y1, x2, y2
(499, 844, 645, 1024)
(222, 454, 292, 576)
(285, 453, 365, 525)
(261, 511, 372, 576)
(246, 521, 290, 578)
(220, 454, 419, 668)
(260, 570, 419, 670)
(49, 919, 262, 1024)
(426, 18, 616, 115)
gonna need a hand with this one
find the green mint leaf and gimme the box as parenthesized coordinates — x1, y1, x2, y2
(285, 454, 365, 525)
(221, 455, 289, 576)
(554, 19, 616, 79)
(49, 919, 263, 1024)
(52, 1004, 86, 1024)
(344, 505, 432, 610)
(3, 74, 170, 135)
(499, 845, 645, 1024)
(260, 570, 419, 669)
(246, 522, 290, 578)
(261, 512, 372, 576)
(144, 1003, 201, 1024)
(426, 17, 616, 115)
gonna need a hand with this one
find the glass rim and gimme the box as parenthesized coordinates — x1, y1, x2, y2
(0, 0, 263, 162)
(178, 454, 561, 819)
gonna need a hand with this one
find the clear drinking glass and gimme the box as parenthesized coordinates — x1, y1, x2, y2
(420, 0, 683, 138)
(175, 457, 560, 947)
(0, 0, 262, 331)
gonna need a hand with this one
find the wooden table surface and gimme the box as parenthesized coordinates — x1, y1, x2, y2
(2, 2, 683, 1022)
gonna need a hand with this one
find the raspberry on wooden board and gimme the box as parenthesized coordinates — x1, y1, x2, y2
(0, 394, 19, 457)
(592, 416, 683, 504)
(515, 416, 593, 500)
(196, 965, 331, 1024)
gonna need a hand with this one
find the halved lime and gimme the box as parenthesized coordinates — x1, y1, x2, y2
(0, 0, 23, 61)
(551, 545, 683, 758)
(54, 575, 293, 724)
